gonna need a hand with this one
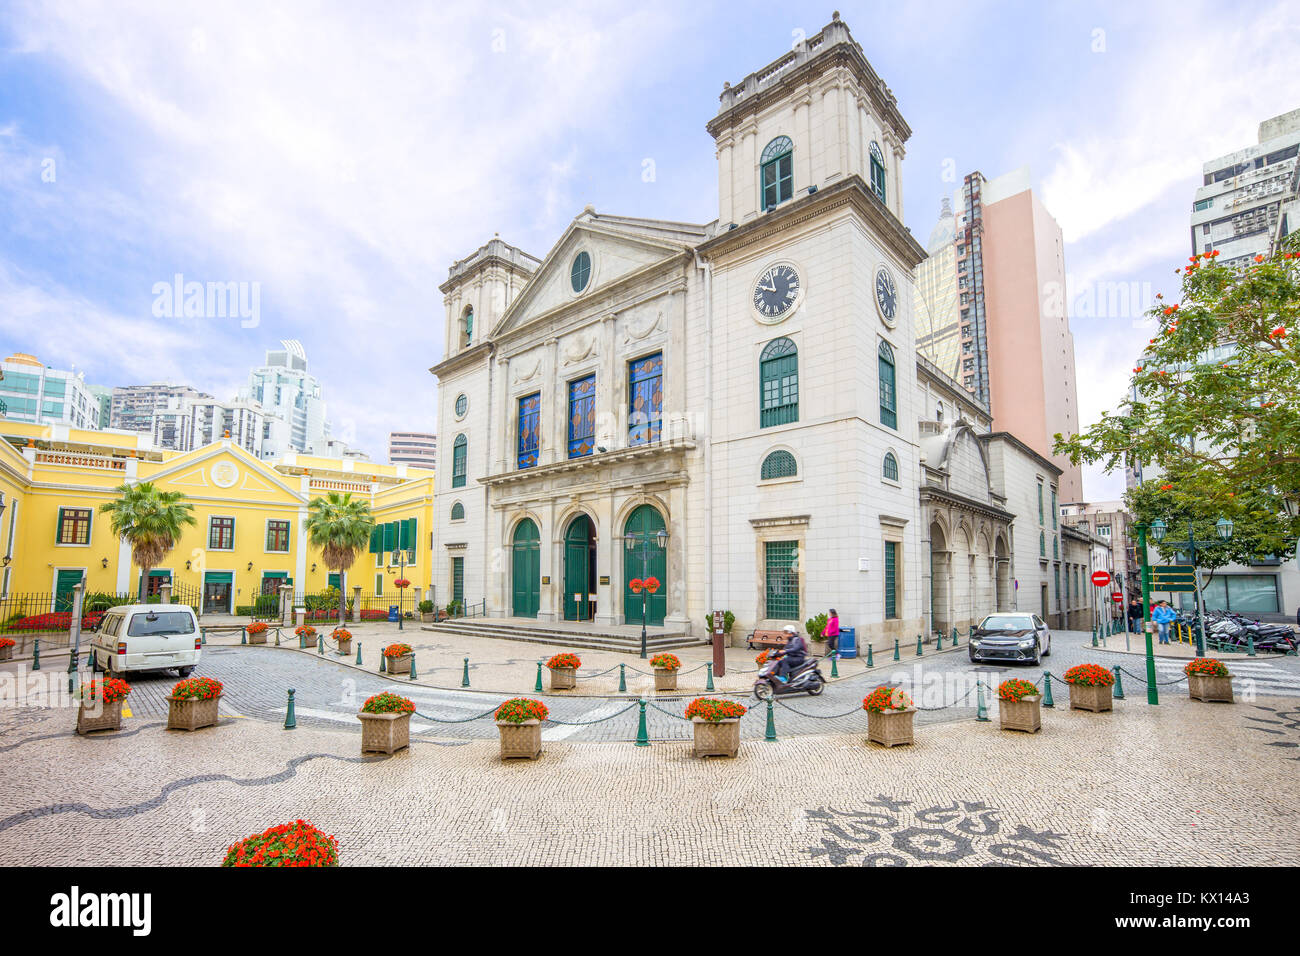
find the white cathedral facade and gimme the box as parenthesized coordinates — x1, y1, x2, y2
(429, 15, 1105, 650)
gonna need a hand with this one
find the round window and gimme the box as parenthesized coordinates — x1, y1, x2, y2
(454, 394, 468, 418)
(571, 251, 592, 293)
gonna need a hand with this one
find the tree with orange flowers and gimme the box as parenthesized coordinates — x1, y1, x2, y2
(1056, 240, 1300, 570)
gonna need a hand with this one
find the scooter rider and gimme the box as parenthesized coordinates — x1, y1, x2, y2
(774, 624, 807, 682)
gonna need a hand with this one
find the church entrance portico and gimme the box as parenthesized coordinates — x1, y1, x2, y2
(511, 517, 541, 618)
(563, 513, 597, 621)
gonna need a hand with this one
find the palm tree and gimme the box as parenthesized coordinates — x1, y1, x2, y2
(100, 481, 197, 600)
(305, 492, 375, 629)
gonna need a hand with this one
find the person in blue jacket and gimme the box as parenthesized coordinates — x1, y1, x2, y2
(1151, 600, 1178, 645)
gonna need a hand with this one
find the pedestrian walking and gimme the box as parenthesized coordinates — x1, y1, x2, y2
(1151, 600, 1177, 645)
(824, 609, 841, 657)
(1127, 596, 1143, 633)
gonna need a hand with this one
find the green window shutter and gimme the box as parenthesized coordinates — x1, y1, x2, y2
(878, 341, 897, 429)
(759, 338, 798, 428)
(55, 507, 65, 543)
(400, 518, 415, 551)
(369, 526, 382, 554)
(760, 450, 797, 480)
(383, 521, 397, 552)
(452, 435, 467, 488)
(884, 541, 898, 619)
(764, 540, 799, 620)
(450, 501, 465, 521)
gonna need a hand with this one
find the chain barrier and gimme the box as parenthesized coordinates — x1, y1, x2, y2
(1115, 666, 1188, 687)
(411, 706, 502, 724)
(574, 665, 624, 680)
(542, 702, 640, 726)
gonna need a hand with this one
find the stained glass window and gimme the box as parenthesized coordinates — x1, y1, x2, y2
(568, 375, 596, 458)
(517, 393, 540, 469)
(628, 353, 663, 446)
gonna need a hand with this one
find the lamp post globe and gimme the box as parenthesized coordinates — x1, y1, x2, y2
(1215, 517, 1233, 542)
(1150, 518, 1167, 542)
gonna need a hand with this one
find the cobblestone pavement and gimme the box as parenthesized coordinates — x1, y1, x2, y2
(1, 686, 1297, 866)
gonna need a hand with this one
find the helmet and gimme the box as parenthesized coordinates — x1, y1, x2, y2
(782, 624, 798, 634)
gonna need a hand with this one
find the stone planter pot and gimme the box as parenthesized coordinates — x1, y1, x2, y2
(549, 666, 576, 691)
(999, 695, 1042, 733)
(692, 717, 741, 758)
(246, 628, 268, 645)
(809, 640, 830, 658)
(167, 695, 221, 732)
(653, 667, 678, 691)
(386, 653, 413, 676)
(867, 707, 916, 747)
(420, 612, 434, 623)
(335, 637, 352, 656)
(496, 720, 542, 760)
(0, 644, 13, 662)
(1068, 682, 1113, 713)
(1188, 673, 1234, 703)
(76, 698, 123, 734)
(358, 710, 411, 755)
(298, 633, 317, 649)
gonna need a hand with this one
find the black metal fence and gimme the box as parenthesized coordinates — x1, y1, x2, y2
(0, 585, 203, 652)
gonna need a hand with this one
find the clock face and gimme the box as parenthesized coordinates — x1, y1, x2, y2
(752, 263, 801, 320)
(875, 267, 898, 322)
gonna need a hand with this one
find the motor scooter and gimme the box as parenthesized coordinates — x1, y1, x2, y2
(753, 651, 826, 700)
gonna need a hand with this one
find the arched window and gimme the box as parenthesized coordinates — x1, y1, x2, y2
(452, 434, 467, 488)
(760, 337, 798, 427)
(760, 450, 797, 480)
(882, 452, 899, 481)
(450, 501, 465, 521)
(869, 141, 887, 204)
(761, 136, 794, 210)
(878, 341, 897, 429)
(460, 306, 473, 349)
(571, 251, 592, 293)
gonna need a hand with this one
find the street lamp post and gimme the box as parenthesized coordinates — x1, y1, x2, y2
(625, 529, 667, 659)
(1149, 516, 1233, 657)
(1134, 522, 1158, 705)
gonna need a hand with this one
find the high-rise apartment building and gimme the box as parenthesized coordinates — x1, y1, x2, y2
(240, 340, 331, 459)
(110, 383, 211, 434)
(1191, 107, 1300, 266)
(388, 431, 436, 469)
(0, 353, 105, 429)
(914, 168, 1083, 501)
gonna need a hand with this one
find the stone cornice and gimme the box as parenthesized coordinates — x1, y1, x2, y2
(696, 175, 925, 270)
(748, 514, 811, 529)
(480, 439, 695, 488)
(919, 485, 1014, 524)
(429, 340, 494, 380)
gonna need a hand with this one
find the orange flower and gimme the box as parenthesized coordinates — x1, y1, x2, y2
(1160, 483, 1173, 491)
(1255, 254, 1264, 263)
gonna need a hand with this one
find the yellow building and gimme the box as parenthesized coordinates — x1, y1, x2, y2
(0, 421, 434, 616)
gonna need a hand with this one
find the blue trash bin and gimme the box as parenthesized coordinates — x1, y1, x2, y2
(387, 605, 399, 622)
(837, 626, 857, 659)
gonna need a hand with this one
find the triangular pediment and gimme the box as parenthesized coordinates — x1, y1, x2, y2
(490, 213, 706, 339)
(145, 442, 306, 505)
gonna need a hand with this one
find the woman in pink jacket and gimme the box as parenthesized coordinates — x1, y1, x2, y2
(824, 609, 841, 657)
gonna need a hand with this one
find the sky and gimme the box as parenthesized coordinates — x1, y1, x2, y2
(0, 0, 1296, 496)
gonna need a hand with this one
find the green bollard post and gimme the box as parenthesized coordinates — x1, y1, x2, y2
(32, 638, 40, 671)
(380, 652, 386, 674)
(1091, 626, 1098, 647)
(201, 628, 207, 646)
(892, 638, 899, 661)
(284, 689, 296, 729)
(317, 635, 324, 655)
(975, 680, 990, 721)
(86, 648, 94, 669)
(356, 642, 362, 665)
(765, 698, 777, 742)
(241, 627, 247, 645)
(410, 656, 418, 680)
(1042, 672, 1054, 708)
(619, 663, 627, 693)
(954, 626, 961, 648)
(1112, 666, 1125, 700)
(1247, 633, 1256, 657)
(534, 661, 544, 693)
(461, 657, 470, 687)
(705, 663, 714, 692)
(274, 628, 281, 646)
(634, 700, 649, 747)
(830, 654, 839, 678)
(916, 634, 923, 657)
(866, 643, 874, 667)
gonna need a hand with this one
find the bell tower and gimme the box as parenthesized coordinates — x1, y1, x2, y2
(705, 12, 910, 228)
(438, 236, 540, 358)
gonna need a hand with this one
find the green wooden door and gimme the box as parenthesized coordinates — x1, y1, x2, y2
(327, 572, 341, 591)
(451, 557, 464, 607)
(623, 505, 666, 626)
(511, 519, 540, 618)
(564, 515, 594, 621)
(54, 569, 84, 612)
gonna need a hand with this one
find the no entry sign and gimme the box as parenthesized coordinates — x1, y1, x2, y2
(1111, 591, 1123, 603)
(1091, 571, 1111, 588)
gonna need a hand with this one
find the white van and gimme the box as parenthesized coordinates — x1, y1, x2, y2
(91, 604, 202, 677)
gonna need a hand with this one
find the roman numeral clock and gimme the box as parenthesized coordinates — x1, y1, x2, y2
(751, 261, 803, 323)
(875, 266, 898, 326)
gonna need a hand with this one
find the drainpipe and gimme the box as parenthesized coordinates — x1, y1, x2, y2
(695, 251, 713, 629)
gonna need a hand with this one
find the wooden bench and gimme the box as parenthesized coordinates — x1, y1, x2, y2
(747, 629, 792, 650)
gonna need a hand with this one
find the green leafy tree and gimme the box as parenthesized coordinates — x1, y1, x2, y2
(305, 492, 375, 629)
(99, 482, 197, 599)
(1056, 241, 1300, 580)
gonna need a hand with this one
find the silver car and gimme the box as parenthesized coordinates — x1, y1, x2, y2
(969, 613, 1052, 665)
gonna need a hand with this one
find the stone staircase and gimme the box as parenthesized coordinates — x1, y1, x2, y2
(420, 618, 705, 654)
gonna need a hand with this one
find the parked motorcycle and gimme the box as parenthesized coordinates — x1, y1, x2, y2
(753, 652, 827, 700)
